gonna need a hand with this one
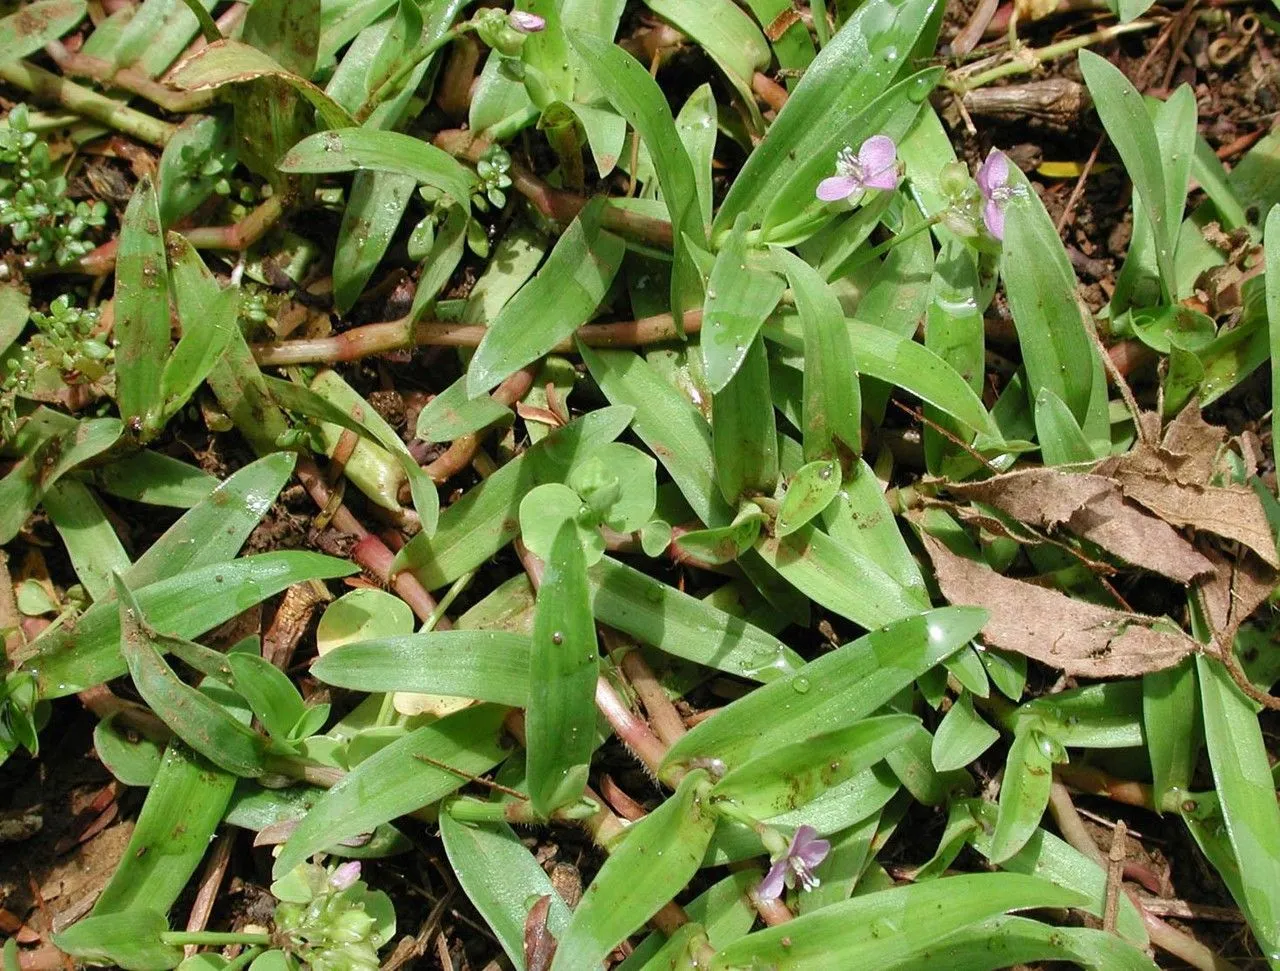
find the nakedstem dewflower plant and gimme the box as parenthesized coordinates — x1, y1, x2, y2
(816, 135, 901, 203)
(757, 825, 831, 900)
(976, 149, 1014, 241)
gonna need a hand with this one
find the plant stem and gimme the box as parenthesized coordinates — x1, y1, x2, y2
(0, 60, 176, 146)
(161, 932, 273, 947)
(839, 212, 944, 273)
(252, 309, 702, 366)
(355, 30, 459, 122)
(946, 20, 1158, 92)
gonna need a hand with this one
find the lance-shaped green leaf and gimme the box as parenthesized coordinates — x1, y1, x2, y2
(891, 915, 1160, 970)
(642, 0, 769, 83)
(754, 524, 928, 630)
(663, 607, 986, 772)
(1000, 163, 1097, 427)
(1197, 654, 1280, 955)
(566, 28, 706, 324)
(1014, 680, 1144, 749)
(676, 503, 766, 566)
(712, 714, 918, 817)
(1079, 51, 1175, 301)
(116, 577, 268, 777)
(552, 770, 715, 970)
(43, 480, 130, 602)
(22, 552, 355, 697)
(713, 0, 941, 234)
(114, 177, 170, 431)
(777, 460, 841, 537)
(416, 373, 514, 443)
(0, 0, 86, 62)
(87, 449, 214, 510)
(1266, 205, 1279, 489)
(0, 284, 28, 358)
(988, 727, 1055, 863)
(93, 738, 236, 915)
(441, 815, 573, 969)
(1144, 660, 1199, 805)
(527, 521, 598, 817)
(225, 652, 309, 743)
(155, 235, 239, 433)
(1034, 386, 1096, 465)
(931, 691, 999, 773)
(467, 198, 624, 395)
(124, 452, 296, 589)
(170, 39, 356, 129)
(702, 215, 786, 392)
(279, 127, 473, 205)
(274, 704, 509, 877)
(712, 336, 778, 505)
(53, 909, 181, 971)
(709, 873, 1086, 969)
(392, 407, 634, 584)
(768, 250, 860, 463)
(313, 631, 531, 705)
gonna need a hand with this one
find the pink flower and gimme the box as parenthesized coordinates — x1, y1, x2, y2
(976, 149, 1013, 241)
(329, 861, 361, 891)
(816, 135, 900, 203)
(508, 10, 545, 32)
(757, 825, 830, 900)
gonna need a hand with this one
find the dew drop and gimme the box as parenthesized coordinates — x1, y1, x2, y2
(552, 631, 564, 645)
(792, 676, 811, 694)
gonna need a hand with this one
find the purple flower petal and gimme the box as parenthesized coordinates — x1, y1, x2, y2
(816, 175, 859, 202)
(861, 166, 900, 191)
(757, 859, 788, 900)
(858, 136, 897, 175)
(508, 10, 545, 32)
(330, 861, 361, 890)
(976, 150, 1008, 197)
(791, 826, 831, 868)
(983, 198, 1005, 241)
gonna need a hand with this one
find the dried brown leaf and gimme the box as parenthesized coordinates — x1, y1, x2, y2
(1194, 546, 1278, 645)
(946, 469, 1215, 584)
(524, 894, 557, 971)
(922, 533, 1198, 678)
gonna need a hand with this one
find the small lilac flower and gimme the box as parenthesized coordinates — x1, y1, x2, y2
(816, 135, 900, 203)
(757, 825, 830, 900)
(329, 861, 362, 891)
(508, 10, 546, 32)
(976, 149, 1014, 241)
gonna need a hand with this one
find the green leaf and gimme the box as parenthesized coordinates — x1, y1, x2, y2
(709, 873, 1086, 969)
(393, 407, 634, 585)
(170, 39, 356, 129)
(416, 373, 514, 443)
(225, 652, 307, 743)
(773, 249, 862, 461)
(713, 0, 941, 234)
(820, 458, 926, 597)
(23, 552, 355, 698)
(313, 631, 531, 705)
(712, 336, 778, 505)
(441, 815, 572, 969)
(0, 0, 86, 62)
(931, 692, 999, 772)
(1266, 205, 1280, 492)
(467, 198, 624, 396)
(157, 235, 240, 432)
(892, 915, 1160, 970)
(712, 714, 918, 817)
(988, 727, 1054, 863)
(124, 452, 297, 590)
(662, 607, 986, 772)
(278, 126, 472, 203)
(94, 714, 163, 786)
(1144, 659, 1200, 807)
(1197, 654, 1280, 955)
(588, 556, 801, 681)
(641, 0, 769, 83)
(240, 0, 318, 77)
(274, 704, 509, 877)
(1000, 164, 1098, 428)
(53, 910, 181, 971)
(88, 452, 216, 509)
(1015, 680, 1144, 749)
(93, 740, 235, 915)
(117, 577, 268, 777)
(0, 284, 28, 359)
(333, 171, 416, 314)
(527, 521, 598, 816)
(566, 28, 706, 323)
(701, 215, 786, 392)
(675, 84, 717, 228)
(552, 770, 716, 970)
(1079, 50, 1175, 301)
(43, 480, 130, 602)
(1034, 386, 1096, 465)
(114, 177, 170, 431)
(775, 460, 840, 536)
(754, 524, 928, 630)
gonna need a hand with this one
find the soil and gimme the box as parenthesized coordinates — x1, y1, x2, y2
(3, 1, 1279, 968)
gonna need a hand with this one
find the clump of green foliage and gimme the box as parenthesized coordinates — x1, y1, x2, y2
(0, 104, 106, 269)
